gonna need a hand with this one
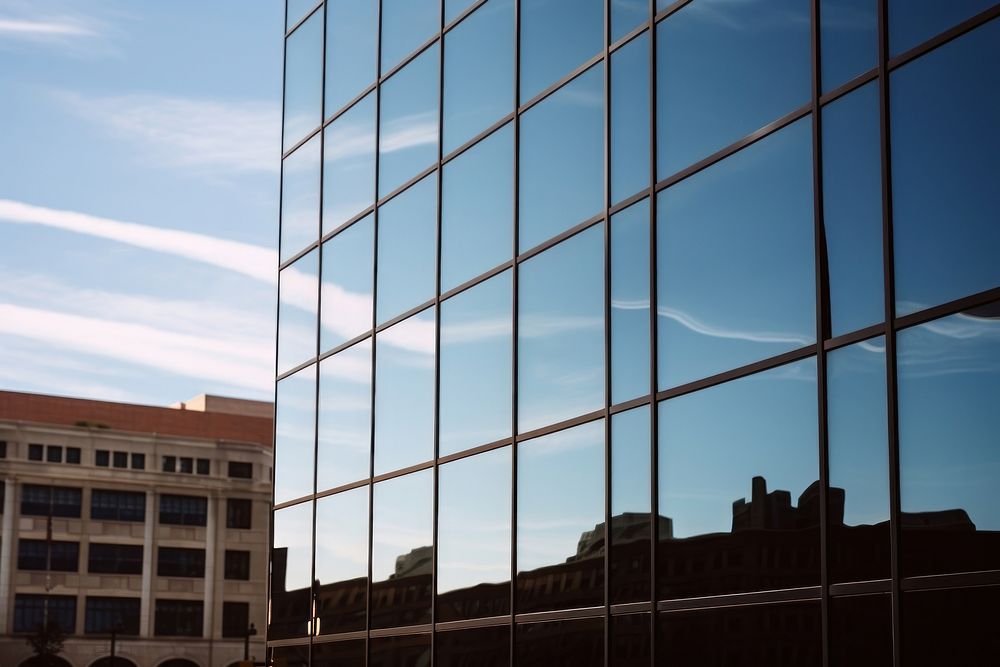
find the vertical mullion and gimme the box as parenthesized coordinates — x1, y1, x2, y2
(603, 0, 612, 665)
(511, 1, 522, 663)
(647, 1, 659, 665)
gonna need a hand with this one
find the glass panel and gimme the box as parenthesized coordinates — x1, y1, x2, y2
(437, 447, 511, 621)
(611, 406, 651, 605)
(312, 640, 365, 667)
(827, 338, 890, 583)
(611, 32, 650, 205)
(519, 65, 604, 252)
(891, 20, 1000, 315)
(517, 420, 604, 613)
(269, 502, 313, 640)
(287, 0, 318, 31)
(656, 0, 811, 177)
(274, 366, 316, 505)
(314, 487, 368, 634)
(278, 249, 319, 375)
(439, 271, 512, 456)
(380, 0, 439, 74)
(443, 0, 515, 154)
(657, 359, 820, 598)
(270, 645, 309, 667)
(369, 635, 432, 667)
(520, 0, 603, 102)
(323, 93, 376, 234)
(611, 614, 651, 667)
(518, 225, 604, 432)
(284, 11, 323, 152)
(889, 0, 997, 56)
(446, 0, 478, 24)
(326, 0, 377, 115)
(320, 214, 373, 351)
(657, 119, 814, 389)
(831, 594, 892, 667)
(378, 44, 440, 198)
(516, 618, 604, 667)
(611, 199, 650, 404)
(371, 470, 433, 628)
(436, 626, 510, 667)
(280, 135, 321, 263)
(897, 303, 1000, 577)
(374, 308, 436, 474)
(613, 1, 648, 43)
(316, 340, 371, 491)
(820, 0, 877, 93)
(441, 123, 514, 292)
(822, 82, 883, 336)
(375, 173, 437, 325)
(903, 587, 1000, 666)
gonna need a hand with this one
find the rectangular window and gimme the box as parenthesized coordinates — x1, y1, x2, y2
(225, 550, 251, 581)
(222, 601, 250, 639)
(0, 440, 6, 458)
(66, 447, 81, 464)
(28, 444, 43, 461)
(17, 539, 79, 572)
(228, 461, 253, 479)
(131, 453, 145, 470)
(47, 445, 63, 463)
(226, 498, 252, 529)
(84, 597, 140, 635)
(96, 450, 110, 467)
(91, 489, 146, 522)
(179, 457, 193, 474)
(13, 594, 76, 634)
(20, 485, 82, 518)
(88, 543, 143, 575)
(162, 455, 176, 472)
(113, 451, 128, 468)
(159, 494, 207, 526)
(157, 547, 206, 578)
(196, 458, 210, 475)
(154, 599, 203, 637)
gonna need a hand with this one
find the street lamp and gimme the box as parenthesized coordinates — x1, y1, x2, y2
(109, 619, 124, 667)
(244, 622, 257, 661)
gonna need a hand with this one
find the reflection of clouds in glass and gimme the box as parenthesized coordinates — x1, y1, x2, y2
(898, 311, 1000, 379)
(685, 0, 809, 32)
(440, 316, 510, 344)
(659, 305, 813, 346)
(320, 281, 372, 337)
(518, 313, 602, 337)
(379, 111, 438, 153)
(325, 123, 376, 161)
(378, 313, 436, 356)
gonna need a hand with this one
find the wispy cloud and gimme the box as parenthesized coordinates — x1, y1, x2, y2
(0, 17, 95, 37)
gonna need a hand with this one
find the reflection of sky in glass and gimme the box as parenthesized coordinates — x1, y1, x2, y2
(446, 0, 478, 24)
(520, 0, 603, 102)
(321, 214, 373, 352)
(283, 11, 323, 152)
(612, 0, 648, 43)
(656, 0, 810, 177)
(278, 250, 318, 375)
(374, 308, 436, 474)
(898, 307, 1000, 530)
(273, 501, 313, 592)
(891, 20, 1000, 316)
(380, 0, 439, 75)
(372, 469, 433, 582)
(317, 339, 371, 490)
(441, 124, 513, 292)
(612, 405, 650, 515)
(280, 134, 320, 263)
(376, 173, 437, 325)
(274, 365, 316, 505)
(888, 0, 997, 56)
(443, 0, 514, 154)
(518, 226, 604, 432)
(518, 420, 604, 572)
(658, 358, 818, 538)
(611, 199, 650, 404)
(323, 93, 375, 234)
(820, 0, 877, 92)
(326, 0, 377, 116)
(519, 64, 604, 252)
(611, 32, 649, 205)
(315, 487, 369, 587)
(823, 82, 883, 336)
(287, 0, 317, 30)
(657, 118, 814, 389)
(438, 447, 511, 594)
(440, 271, 512, 456)
(828, 338, 889, 526)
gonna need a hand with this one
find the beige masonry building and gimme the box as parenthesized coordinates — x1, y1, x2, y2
(0, 391, 273, 667)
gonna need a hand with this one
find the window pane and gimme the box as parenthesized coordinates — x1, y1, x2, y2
(376, 173, 437, 324)
(371, 470, 433, 628)
(317, 339, 371, 491)
(520, 0, 603, 102)
(270, 502, 313, 640)
(374, 308, 436, 474)
(380, 0, 439, 74)
(313, 640, 365, 667)
(326, 0, 377, 115)
(280, 135, 321, 263)
(323, 93, 375, 234)
(611, 614, 651, 667)
(891, 20, 1000, 315)
(286, 0, 317, 31)
(611, 32, 650, 205)
(321, 214, 373, 351)
(612, 0, 648, 43)
(284, 11, 323, 152)
(889, 0, 997, 56)
(519, 65, 604, 252)
(516, 618, 604, 667)
(437, 626, 510, 667)
(611, 406, 651, 604)
(437, 447, 511, 621)
(274, 365, 316, 505)
(518, 226, 604, 433)
(903, 587, 1000, 666)
(517, 420, 604, 613)
(657, 119, 814, 389)
(446, 0, 478, 24)
(611, 199, 650, 404)
(443, 0, 514, 154)
(658, 359, 820, 598)
(821, 0, 877, 92)
(439, 271, 512, 456)
(441, 123, 513, 292)
(315, 487, 368, 634)
(827, 338, 890, 583)
(897, 303, 1000, 577)
(656, 0, 810, 177)
(822, 81, 883, 336)
(370, 635, 432, 667)
(831, 594, 892, 667)
(379, 44, 440, 198)
(278, 249, 318, 375)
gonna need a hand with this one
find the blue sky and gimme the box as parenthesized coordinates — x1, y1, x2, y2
(0, 1, 283, 405)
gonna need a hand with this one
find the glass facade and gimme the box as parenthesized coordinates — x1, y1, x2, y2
(275, 1, 1000, 664)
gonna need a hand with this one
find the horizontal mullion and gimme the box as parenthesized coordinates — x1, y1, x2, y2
(368, 623, 433, 638)
(312, 629, 367, 644)
(434, 614, 511, 632)
(900, 569, 1000, 592)
(266, 637, 311, 648)
(828, 579, 892, 597)
(886, 4, 1000, 73)
(610, 601, 653, 616)
(284, 0, 323, 39)
(278, 239, 321, 273)
(823, 323, 886, 352)
(893, 286, 1000, 332)
(818, 67, 878, 106)
(657, 585, 821, 612)
(514, 605, 606, 624)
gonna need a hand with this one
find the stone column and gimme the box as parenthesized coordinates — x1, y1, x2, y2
(140, 489, 155, 636)
(203, 494, 218, 640)
(0, 479, 15, 633)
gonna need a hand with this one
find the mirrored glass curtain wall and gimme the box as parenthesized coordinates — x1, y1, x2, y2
(272, 0, 1000, 665)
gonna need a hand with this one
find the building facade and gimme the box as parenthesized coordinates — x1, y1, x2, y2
(0, 391, 273, 667)
(272, 0, 1000, 665)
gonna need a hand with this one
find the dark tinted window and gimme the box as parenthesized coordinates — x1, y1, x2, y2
(154, 599, 203, 637)
(130, 453, 145, 469)
(224, 550, 251, 581)
(21, 485, 82, 518)
(28, 443, 43, 461)
(178, 457, 193, 474)
(831, 594, 892, 667)
(96, 450, 110, 467)
(228, 461, 253, 479)
(227, 498, 253, 529)
(18, 540, 79, 572)
(612, 614, 651, 667)
(162, 455, 176, 472)
(46, 445, 62, 463)
(196, 458, 210, 475)
(65, 447, 80, 464)
(313, 639, 365, 667)
(436, 626, 509, 667)
(889, 0, 997, 56)
(113, 451, 128, 468)
(88, 543, 143, 575)
(903, 586, 1000, 666)
(84, 597, 140, 635)
(159, 494, 207, 526)
(516, 618, 604, 667)
(369, 634, 431, 667)
(157, 547, 205, 578)
(222, 601, 250, 638)
(13, 595, 76, 634)
(92, 489, 146, 522)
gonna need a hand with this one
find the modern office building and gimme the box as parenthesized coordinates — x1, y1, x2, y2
(272, 0, 1000, 664)
(0, 391, 273, 667)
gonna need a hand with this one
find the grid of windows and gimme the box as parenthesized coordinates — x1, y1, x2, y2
(222, 601, 250, 639)
(274, 0, 1000, 664)
(17, 539, 79, 572)
(225, 550, 251, 580)
(91, 489, 146, 522)
(20, 484, 82, 518)
(13, 595, 76, 634)
(84, 597, 140, 635)
(159, 494, 208, 526)
(88, 543, 143, 575)
(154, 599, 203, 637)
(157, 546, 206, 578)
(226, 498, 253, 529)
